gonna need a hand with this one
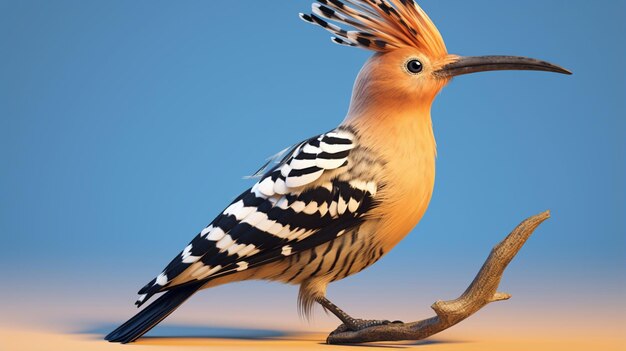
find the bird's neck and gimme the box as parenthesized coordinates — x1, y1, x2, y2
(342, 97, 437, 159)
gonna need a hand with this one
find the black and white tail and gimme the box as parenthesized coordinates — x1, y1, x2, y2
(105, 282, 203, 343)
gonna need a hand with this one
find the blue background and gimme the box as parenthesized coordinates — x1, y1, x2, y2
(1, 0, 624, 332)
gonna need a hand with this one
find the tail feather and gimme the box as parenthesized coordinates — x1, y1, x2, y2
(105, 282, 203, 343)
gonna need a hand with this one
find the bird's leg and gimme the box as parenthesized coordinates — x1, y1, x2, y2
(316, 296, 401, 332)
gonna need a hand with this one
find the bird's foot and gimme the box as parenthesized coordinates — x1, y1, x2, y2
(330, 318, 403, 334)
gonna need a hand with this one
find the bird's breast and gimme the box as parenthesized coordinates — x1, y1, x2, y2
(347, 113, 437, 252)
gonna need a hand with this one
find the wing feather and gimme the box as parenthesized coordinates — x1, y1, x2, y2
(136, 128, 374, 306)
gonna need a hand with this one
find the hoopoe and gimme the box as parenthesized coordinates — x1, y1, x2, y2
(106, 0, 570, 343)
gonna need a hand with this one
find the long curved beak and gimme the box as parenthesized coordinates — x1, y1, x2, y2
(436, 55, 572, 77)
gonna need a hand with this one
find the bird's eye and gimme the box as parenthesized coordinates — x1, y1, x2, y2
(406, 59, 423, 74)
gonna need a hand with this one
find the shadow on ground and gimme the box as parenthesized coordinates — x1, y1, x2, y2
(79, 323, 465, 347)
(80, 323, 293, 340)
(317, 339, 467, 349)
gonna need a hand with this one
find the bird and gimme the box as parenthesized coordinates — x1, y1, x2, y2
(105, 0, 570, 343)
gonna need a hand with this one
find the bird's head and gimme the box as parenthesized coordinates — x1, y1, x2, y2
(300, 0, 571, 117)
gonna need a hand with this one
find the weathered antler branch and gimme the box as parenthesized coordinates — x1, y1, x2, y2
(326, 210, 550, 344)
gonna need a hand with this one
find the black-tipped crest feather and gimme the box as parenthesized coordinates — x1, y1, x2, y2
(300, 0, 447, 56)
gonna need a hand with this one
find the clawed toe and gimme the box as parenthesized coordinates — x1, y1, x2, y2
(331, 318, 393, 334)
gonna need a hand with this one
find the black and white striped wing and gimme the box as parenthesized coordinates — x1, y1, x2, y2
(136, 129, 377, 306)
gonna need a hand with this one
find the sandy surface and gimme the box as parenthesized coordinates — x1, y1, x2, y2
(1, 327, 624, 351)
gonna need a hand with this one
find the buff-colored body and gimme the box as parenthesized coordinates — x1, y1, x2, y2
(200, 49, 442, 316)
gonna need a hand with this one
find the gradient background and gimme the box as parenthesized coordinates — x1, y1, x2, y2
(1, 0, 624, 349)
